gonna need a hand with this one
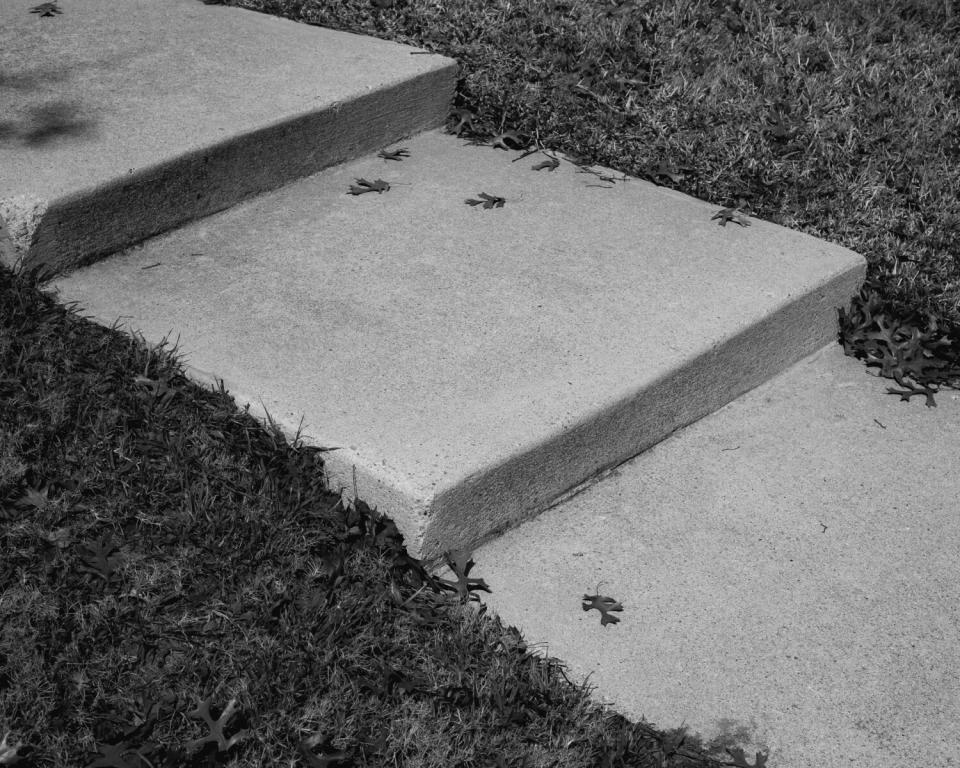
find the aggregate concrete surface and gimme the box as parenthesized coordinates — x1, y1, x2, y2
(434, 341, 960, 768)
(48, 128, 862, 568)
(0, 0, 455, 273)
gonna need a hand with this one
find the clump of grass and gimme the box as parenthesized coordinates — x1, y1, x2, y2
(3, 1, 960, 766)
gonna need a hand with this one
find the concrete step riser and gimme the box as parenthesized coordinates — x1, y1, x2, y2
(414, 278, 859, 570)
(11, 72, 455, 278)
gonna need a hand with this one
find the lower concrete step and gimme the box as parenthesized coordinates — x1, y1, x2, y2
(0, 0, 455, 277)
(45, 128, 864, 570)
(430, 341, 960, 768)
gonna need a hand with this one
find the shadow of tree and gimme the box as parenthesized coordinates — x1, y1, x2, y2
(0, 101, 97, 146)
(0, 65, 98, 146)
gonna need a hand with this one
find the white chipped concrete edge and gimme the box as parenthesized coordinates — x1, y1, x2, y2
(0, 194, 48, 273)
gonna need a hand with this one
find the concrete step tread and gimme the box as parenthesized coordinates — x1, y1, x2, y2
(0, 0, 455, 273)
(47, 128, 863, 566)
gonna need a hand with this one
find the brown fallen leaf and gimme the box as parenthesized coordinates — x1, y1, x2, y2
(465, 193, 505, 209)
(378, 148, 409, 161)
(30, 2, 61, 16)
(348, 178, 390, 195)
(711, 208, 751, 227)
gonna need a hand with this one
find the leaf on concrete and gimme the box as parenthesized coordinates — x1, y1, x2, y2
(492, 131, 530, 151)
(532, 156, 560, 172)
(378, 148, 409, 161)
(433, 549, 492, 603)
(711, 208, 751, 227)
(29, 2, 61, 16)
(726, 747, 769, 767)
(465, 193, 505, 209)
(582, 585, 623, 627)
(347, 178, 390, 195)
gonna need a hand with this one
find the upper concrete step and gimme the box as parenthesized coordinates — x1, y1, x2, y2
(0, 0, 455, 277)
(45, 128, 865, 570)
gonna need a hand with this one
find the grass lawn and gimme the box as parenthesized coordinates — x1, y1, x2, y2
(2, 0, 960, 766)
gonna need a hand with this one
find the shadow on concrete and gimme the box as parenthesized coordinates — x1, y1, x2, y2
(0, 100, 97, 146)
(0, 65, 99, 146)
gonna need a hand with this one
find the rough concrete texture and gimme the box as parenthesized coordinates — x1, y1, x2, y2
(47, 129, 864, 570)
(432, 341, 960, 768)
(0, 0, 455, 275)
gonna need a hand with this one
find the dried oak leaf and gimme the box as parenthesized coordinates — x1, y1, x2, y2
(726, 747, 769, 767)
(492, 131, 530, 150)
(582, 588, 623, 627)
(712, 208, 751, 227)
(644, 160, 685, 184)
(77, 536, 124, 583)
(185, 697, 249, 755)
(30, 2, 61, 16)
(433, 549, 492, 603)
(532, 156, 560, 172)
(465, 193, 505, 209)
(448, 108, 476, 136)
(348, 178, 390, 195)
(86, 741, 158, 768)
(837, 281, 960, 406)
(378, 148, 409, 161)
(298, 733, 353, 768)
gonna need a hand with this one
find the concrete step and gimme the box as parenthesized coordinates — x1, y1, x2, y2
(430, 341, 960, 768)
(45, 127, 863, 571)
(0, 0, 455, 276)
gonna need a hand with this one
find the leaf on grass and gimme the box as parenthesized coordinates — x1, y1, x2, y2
(29, 2, 61, 16)
(378, 148, 409, 161)
(448, 108, 476, 136)
(582, 585, 623, 627)
(491, 131, 530, 150)
(298, 733, 353, 768)
(78, 536, 124, 583)
(86, 741, 158, 768)
(764, 108, 801, 143)
(432, 549, 492, 603)
(185, 698, 248, 755)
(839, 288, 960, 406)
(712, 208, 751, 227)
(644, 161, 684, 184)
(465, 193, 505, 209)
(532, 156, 560, 172)
(726, 747, 769, 768)
(347, 178, 390, 195)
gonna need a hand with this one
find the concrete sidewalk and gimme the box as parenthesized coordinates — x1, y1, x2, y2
(432, 340, 960, 768)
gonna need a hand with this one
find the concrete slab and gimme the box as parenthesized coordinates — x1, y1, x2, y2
(0, 0, 455, 275)
(434, 341, 960, 768)
(45, 129, 864, 568)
